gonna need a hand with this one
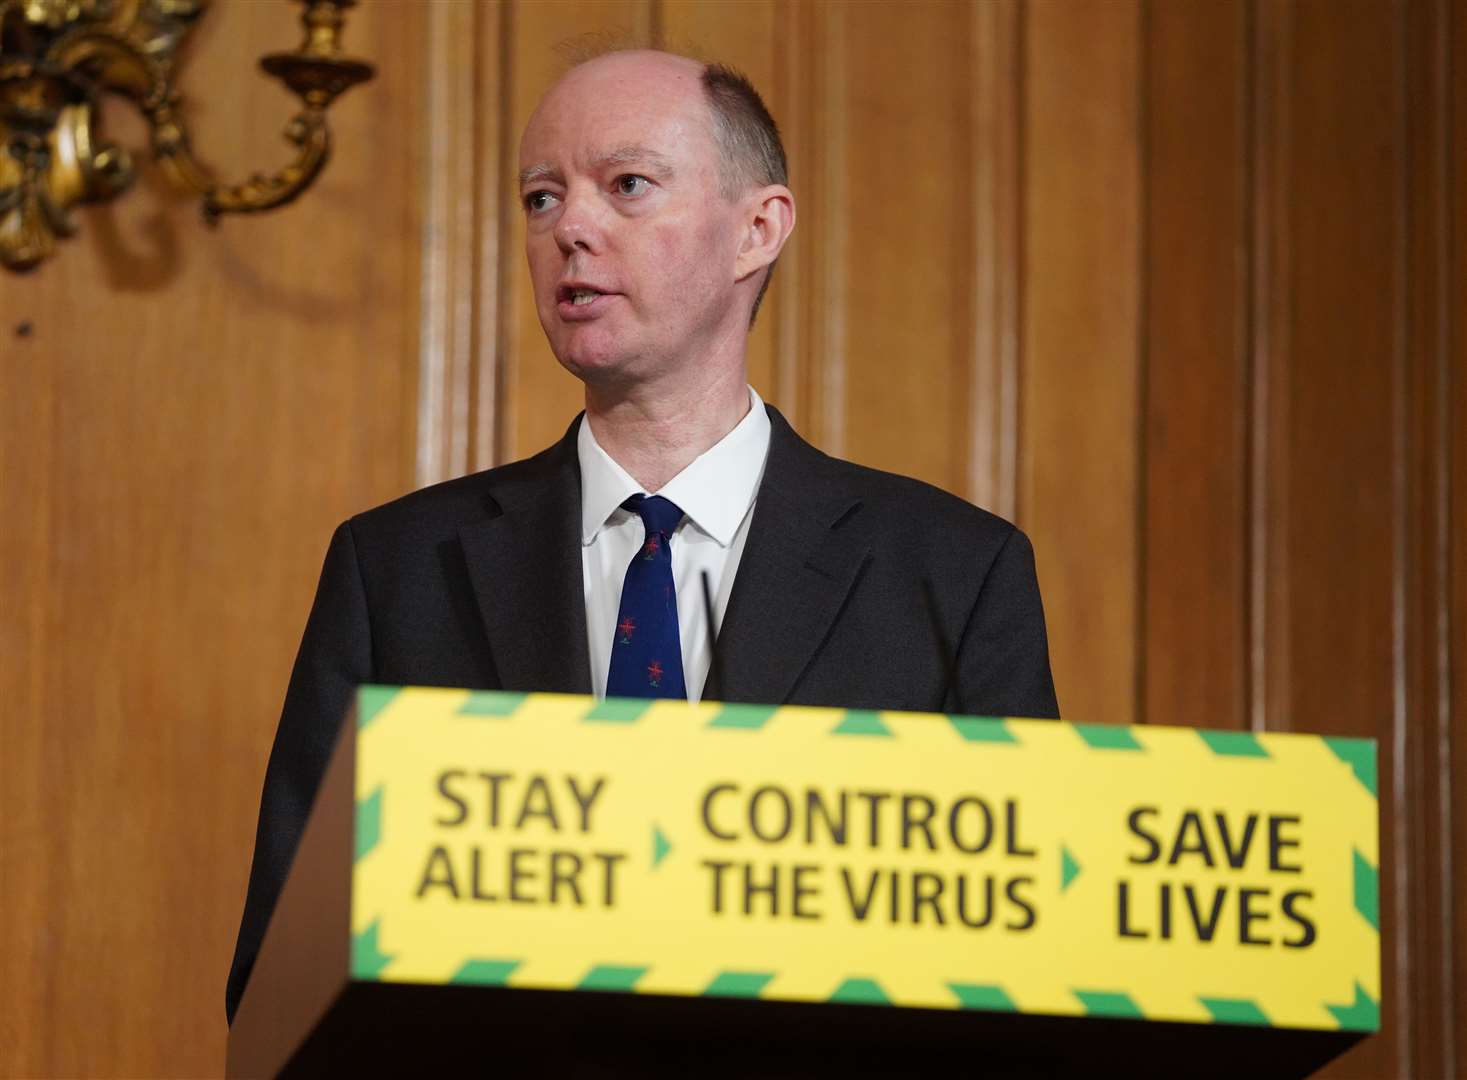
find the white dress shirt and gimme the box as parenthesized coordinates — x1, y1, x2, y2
(579, 387, 771, 703)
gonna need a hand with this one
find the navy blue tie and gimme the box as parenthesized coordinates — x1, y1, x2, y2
(606, 495, 688, 699)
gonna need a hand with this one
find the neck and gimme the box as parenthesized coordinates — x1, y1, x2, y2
(584, 364, 751, 492)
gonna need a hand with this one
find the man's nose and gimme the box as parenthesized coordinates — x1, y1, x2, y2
(552, 189, 603, 256)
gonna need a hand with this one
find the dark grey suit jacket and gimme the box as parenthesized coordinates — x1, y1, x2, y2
(224, 405, 1058, 1022)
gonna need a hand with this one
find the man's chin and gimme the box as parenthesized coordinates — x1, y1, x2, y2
(552, 337, 639, 385)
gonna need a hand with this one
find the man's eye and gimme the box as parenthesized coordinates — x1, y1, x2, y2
(524, 190, 557, 213)
(615, 175, 651, 197)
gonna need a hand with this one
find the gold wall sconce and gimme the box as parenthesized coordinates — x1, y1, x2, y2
(0, 0, 374, 272)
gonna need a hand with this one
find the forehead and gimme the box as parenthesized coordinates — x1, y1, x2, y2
(519, 52, 718, 174)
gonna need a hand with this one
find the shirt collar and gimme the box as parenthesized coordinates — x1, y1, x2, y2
(578, 386, 772, 547)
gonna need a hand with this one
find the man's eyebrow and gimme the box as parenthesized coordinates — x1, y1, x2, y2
(518, 162, 562, 187)
(519, 146, 671, 189)
(593, 145, 676, 177)
(518, 147, 676, 189)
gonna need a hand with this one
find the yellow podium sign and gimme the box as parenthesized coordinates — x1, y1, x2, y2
(348, 687, 1379, 1033)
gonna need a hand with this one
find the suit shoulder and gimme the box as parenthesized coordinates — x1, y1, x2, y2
(817, 453, 1019, 546)
(345, 437, 569, 542)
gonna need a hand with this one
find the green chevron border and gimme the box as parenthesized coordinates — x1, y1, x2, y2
(1071, 724, 1145, 751)
(350, 950, 1378, 1031)
(354, 786, 383, 862)
(1323, 736, 1379, 798)
(450, 958, 520, 986)
(578, 964, 649, 992)
(829, 977, 892, 1005)
(1196, 729, 1269, 758)
(948, 715, 1020, 743)
(1353, 849, 1380, 932)
(356, 685, 400, 730)
(707, 703, 779, 730)
(948, 982, 1018, 1011)
(351, 918, 393, 979)
(1199, 996, 1270, 1025)
(1326, 981, 1380, 1032)
(457, 690, 527, 717)
(703, 971, 775, 998)
(1073, 989, 1144, 1018)
(832, 710, 894, 737)
(583, 698, 654, 724)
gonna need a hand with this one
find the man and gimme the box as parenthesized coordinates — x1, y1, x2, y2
(225, 49, 1057, 1023)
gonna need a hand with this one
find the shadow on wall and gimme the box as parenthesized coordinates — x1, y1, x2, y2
(88, 199, 182, 293)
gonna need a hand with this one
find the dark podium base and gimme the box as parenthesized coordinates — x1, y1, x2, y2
(277, 980, 1359, 1079)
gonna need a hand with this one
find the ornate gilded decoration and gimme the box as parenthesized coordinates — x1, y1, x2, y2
(0, 0, 373, 271)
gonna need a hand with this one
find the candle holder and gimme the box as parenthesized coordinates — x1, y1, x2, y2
(0, 0, 375, 271)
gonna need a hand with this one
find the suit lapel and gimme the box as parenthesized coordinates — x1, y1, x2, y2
(711, 408, 869, 704)
(457, 422, 593, 694)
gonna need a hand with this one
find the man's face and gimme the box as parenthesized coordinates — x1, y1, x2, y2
(518, 53, 746, 385)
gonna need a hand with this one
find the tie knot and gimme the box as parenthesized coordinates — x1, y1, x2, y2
(623, 494, 685, 538)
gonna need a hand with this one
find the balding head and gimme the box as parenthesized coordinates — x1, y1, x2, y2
(530, 50, 787, 205)
(524, 50, 715, 186)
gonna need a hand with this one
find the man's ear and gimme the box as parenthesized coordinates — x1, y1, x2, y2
(734, 185, 796, 280)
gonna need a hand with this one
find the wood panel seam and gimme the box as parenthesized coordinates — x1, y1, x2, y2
(1427, 0, 1457, 1069)
(1135, 0, 1152, 724)
(1391, 0, 1415, 1069)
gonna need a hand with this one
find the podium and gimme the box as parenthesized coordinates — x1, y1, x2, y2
(227, 687, 1379, 1077)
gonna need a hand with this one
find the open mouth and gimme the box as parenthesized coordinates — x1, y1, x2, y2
(557, 284, 609, 305)
(555, 283, 619, 320)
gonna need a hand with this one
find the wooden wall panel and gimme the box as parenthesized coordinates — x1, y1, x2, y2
(761, 0, 819, 438)
(1274, 0, 1399, 741)
(969, 0, 1022, 520)
(1020, 0, 1142, 725)
(1452, 0, 1467, 1056)
(1397, 0, 1461, 1073)
(822, 0, 977, 495)
(417, 0, 500, 483)
(776, 0, 841, 449)
(1141, 1, 1249, 731)
(1272, 2, 1404, 1076)
(1249, 0, 1296, 734)
(0, 2, 424, 1075)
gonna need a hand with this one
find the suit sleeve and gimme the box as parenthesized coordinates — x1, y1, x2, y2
(225, 520, 373, 1023)
(956, 526, 1060, 719)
